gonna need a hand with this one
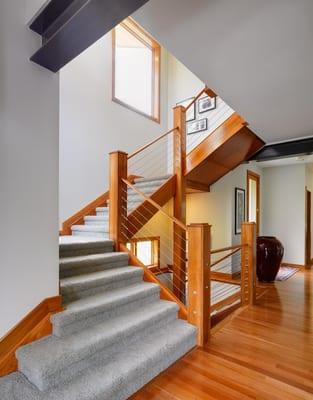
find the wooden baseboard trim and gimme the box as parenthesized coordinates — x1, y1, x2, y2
(281, 262, 305, 270)
(0, 296, 63, 377)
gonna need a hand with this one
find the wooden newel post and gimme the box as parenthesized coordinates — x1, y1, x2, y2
(172, 105, 187, 300)
(109, 151, 128, 246)
(241, 222, 257, 305)
(187, 223, 211, 346)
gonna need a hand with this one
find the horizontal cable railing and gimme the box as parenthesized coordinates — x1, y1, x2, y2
(121, 178, 188, 302)
(127, 127, 177, 180)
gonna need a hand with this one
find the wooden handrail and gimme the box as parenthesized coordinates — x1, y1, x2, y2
(127, 127, 178, 160)
(185, 86, 217, 112)
(122, 178, 187, 231)
(211, 247, 241, 268)
(211, 244, 244, 255)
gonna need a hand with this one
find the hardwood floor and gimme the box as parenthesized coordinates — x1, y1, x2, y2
(131, 268, 313, 399)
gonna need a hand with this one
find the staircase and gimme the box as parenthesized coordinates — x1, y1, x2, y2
(70, 175, 172, 238)
(0, 237, 196, 399)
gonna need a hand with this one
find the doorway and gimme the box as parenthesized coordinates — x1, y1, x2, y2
(247, 170, 260, 235)
(305, 189, 311, 268)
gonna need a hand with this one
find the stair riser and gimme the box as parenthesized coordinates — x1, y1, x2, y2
(72, 231, 109, 238)
(84, 220, 109, 226)
(21, 309, 178, 391)
(60, 260, 127, 278)
(111, 333, 196, 400)
(60, 246, 114, 258)
(52, 291, 160, 337)
(61, 274, 143, 303)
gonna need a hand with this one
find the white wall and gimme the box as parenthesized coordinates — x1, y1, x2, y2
(59, 33, 169, 224)
(167, 54, 234, 153)
(0, 1, 59, 336)
(186, 164, 262, 249)
(262, 165, 306, 265)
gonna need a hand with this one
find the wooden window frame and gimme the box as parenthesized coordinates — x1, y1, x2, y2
(127, 236, 160, 268)
(112, 17, 161, 123)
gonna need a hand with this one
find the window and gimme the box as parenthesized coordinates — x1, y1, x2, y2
(112, 18, 160, 122)
(127, 237, 160, 267)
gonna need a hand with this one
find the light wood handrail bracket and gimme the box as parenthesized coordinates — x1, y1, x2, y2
(122, 178, 187, 231)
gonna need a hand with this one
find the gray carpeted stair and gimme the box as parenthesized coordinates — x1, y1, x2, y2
(71, 175, 172, 238)
(0, 235, 196, 400)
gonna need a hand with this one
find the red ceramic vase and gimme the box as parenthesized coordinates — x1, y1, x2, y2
(256, 236, 284, 282)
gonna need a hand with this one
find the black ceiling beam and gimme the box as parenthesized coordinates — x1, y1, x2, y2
(29, 0, 150, 72)
(249, 137, 313, 162)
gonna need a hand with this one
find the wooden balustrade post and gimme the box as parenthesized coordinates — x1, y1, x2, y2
(172, 105, 187, 300)
(187, 223, 211, 346)
(109, 151, 128, 246)
(241, 222, 257, 305)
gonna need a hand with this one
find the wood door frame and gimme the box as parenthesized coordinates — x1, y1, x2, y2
(247, 170, 260, 236)
(305, 188, 311, 268)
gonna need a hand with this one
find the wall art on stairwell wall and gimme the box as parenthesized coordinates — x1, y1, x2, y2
(198, 95, 216, 113)
(176, 97, 196, 122)
(235, 187, 245, 234)
(187, 118, 208, 135)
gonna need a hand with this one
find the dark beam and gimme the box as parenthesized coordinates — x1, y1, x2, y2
(249, 137, 313, 162)
(30, 0, 149, 72)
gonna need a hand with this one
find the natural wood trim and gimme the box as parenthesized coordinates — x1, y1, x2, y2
(211, 247, 241, 268)
(186, 179, 210, 193)
(247, 170, 261, 236)
(185, 113, 247, 175)
(112, 17, 161, 123)
(128, 128, 177, 160)
(128, 236, 160, 269)
(185, 86, 217, 112)
(187, 223, 210, 346)
(211, 271, 241, 285)
(119, 243, 187, 320)
(60, 191, 109, 236)
(0, 296, 62, 376)
(123, 178, 187, 231)
(211, 245, 243, 255)
(126, 175, 176, 237)
(109, 151, 128, 244)
(211, 291, 241, 313)
(172, 106, 187, 300)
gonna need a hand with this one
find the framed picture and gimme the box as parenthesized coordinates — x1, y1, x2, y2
(187, 118, 208, 135)
(198, 95, 216, 113)
(176, 97, 195, 122)
(235, 188, 245, 235)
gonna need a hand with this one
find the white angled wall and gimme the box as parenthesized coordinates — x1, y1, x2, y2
(262, 165, 306, 265)
(59, 33, 169, 224)
(0, 1, 59, 336)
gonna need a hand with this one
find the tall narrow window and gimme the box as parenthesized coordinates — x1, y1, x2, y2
(112, 18, 160, 122)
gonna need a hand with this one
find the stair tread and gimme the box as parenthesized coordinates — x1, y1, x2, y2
(60, 252, 128, 267)
(134, 174, 172, 183)
(71, 225, 108, 232)
(59, 236, 112, 246)
(16, 300, 179, 382)
(10, 320, 195, 400)
(51, 282, 160, 327)
(60, 266, 142, 290)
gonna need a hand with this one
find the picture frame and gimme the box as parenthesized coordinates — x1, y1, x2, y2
(198, 95, 216, 113)
(187, 118, 208, 135)
(235, 188, 245, 235)
(176, 97, 195, 122)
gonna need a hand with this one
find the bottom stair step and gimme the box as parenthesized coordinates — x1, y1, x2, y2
(0, 320, 196, 400)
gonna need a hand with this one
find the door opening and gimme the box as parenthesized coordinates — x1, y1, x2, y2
(247, 170, 260, 236)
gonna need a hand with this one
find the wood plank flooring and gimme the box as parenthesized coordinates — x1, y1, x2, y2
(131, 268, 313, 399)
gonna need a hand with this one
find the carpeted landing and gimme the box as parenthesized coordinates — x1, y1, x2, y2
(0, 236, 196, 400)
